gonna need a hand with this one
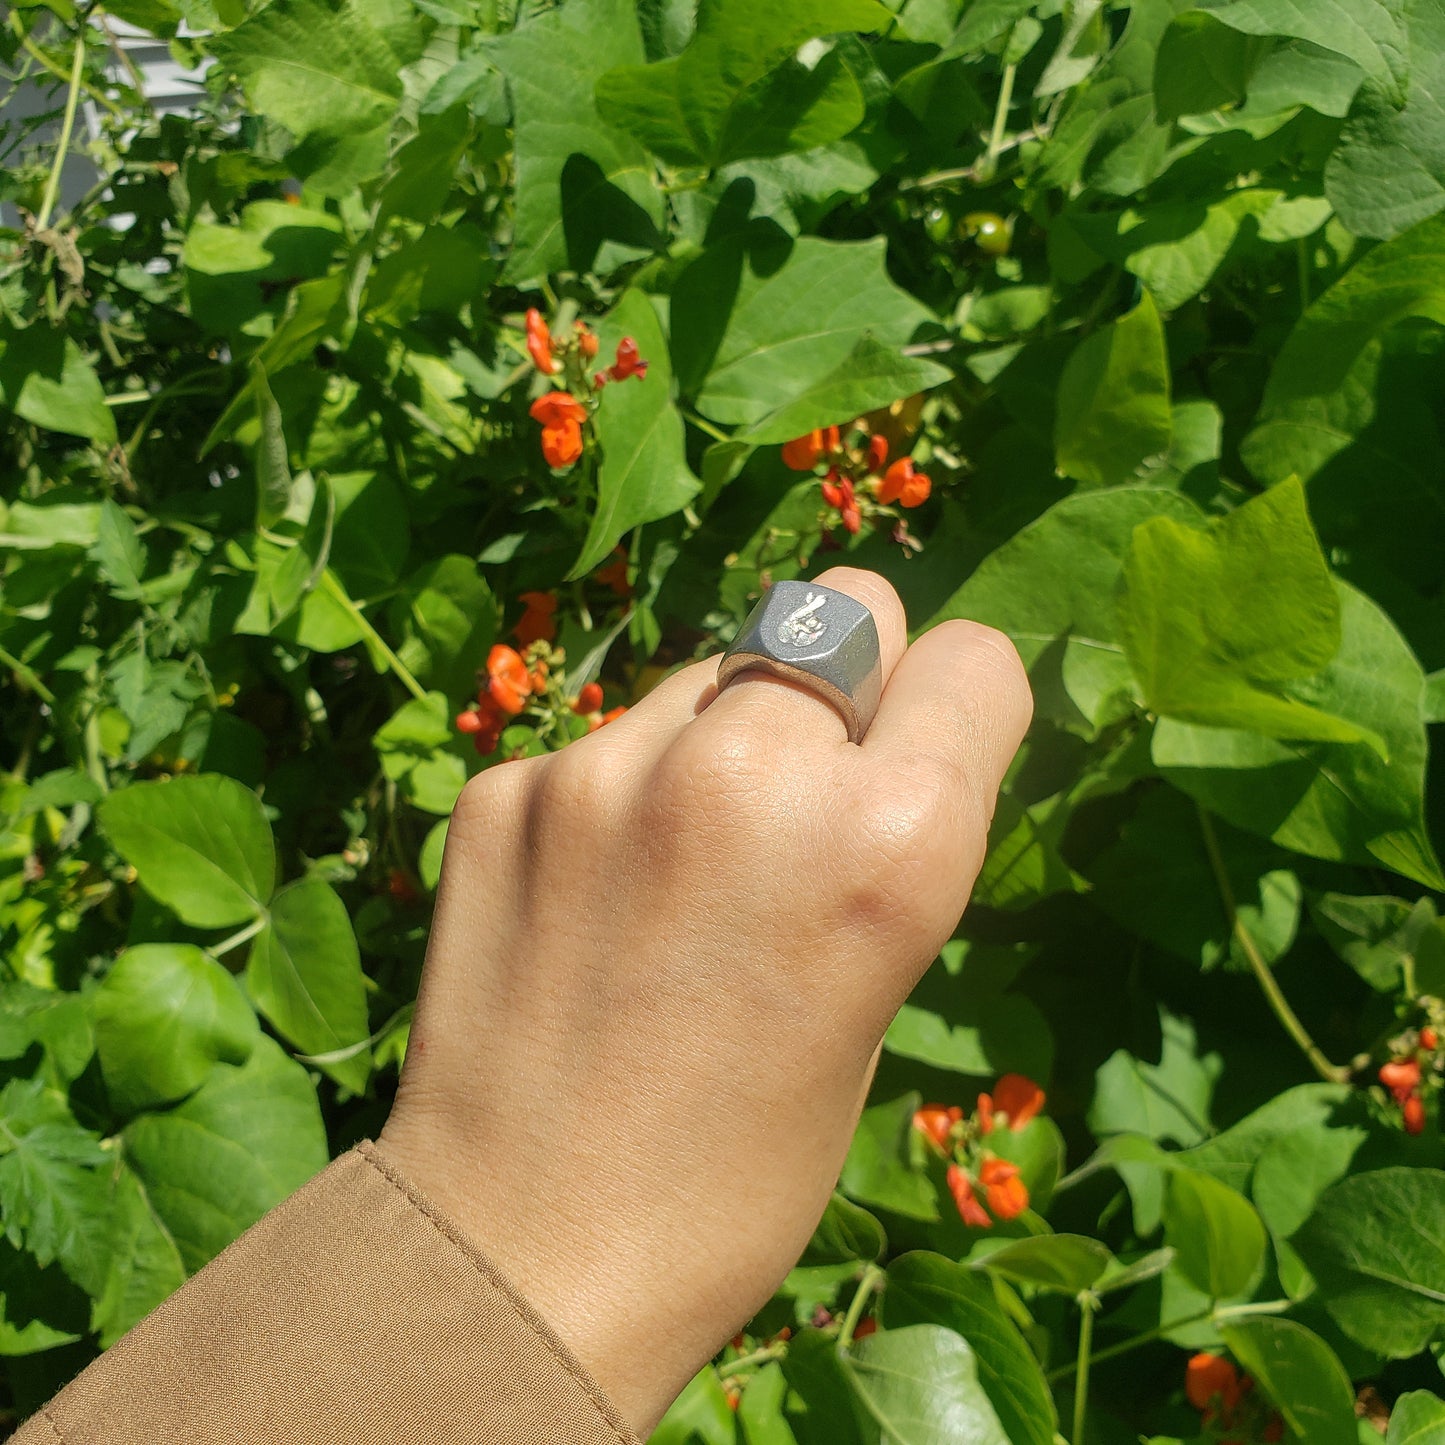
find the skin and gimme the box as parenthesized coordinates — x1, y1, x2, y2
(380, 566, 1033, 1434)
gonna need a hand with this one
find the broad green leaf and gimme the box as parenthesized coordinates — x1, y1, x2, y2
(1153, 12, 1269, 118)
(388, 555, 500, 699)
(780, 1330, 871, 1445)
(89, 1163, 187, 1347)
(1066, 191, 1279, 312)
(89, 500, 148, 601)
(0, 984, 94, 1087)
(1219, 1317, 1356, 1445)
(650, 1366, 738, 1445)
(1089, 787, 1301, 971)
(680, 236, 935, 429)
(236, 473, 335, 635)
(0, 322, 117, 446)
(805, 1193, 887, 1265)
(1088, 1008, 1221, 1148)
(0, 1238, 88, 1355)
(927, 488, 1203, 731)
(92, 944, 259, 1114)
(123, 1036, 327, 1273)
(0, 1079, 109, 1294)
(738, 337, 951, 447)
(1293, 1167, 1445, 1357)
(1180, 1083, 1353, 1193)
(841, 1093, 938, 1221)
(1154, 584, 1443, 888)
(595, 0, 889, 169)
(98, 774, 276, 929)
(1119, 479, 1381, 745)
(1055, 291, 1171, 486)
(843, 1325, 1010, 1445)
(885, 990, 1052, 1083)
(491, 0, 665, 283)
(1309, 893, 1438, 991)
(1164, 1169, 1266, 1299)
(1387, 1392, 1445, 1445)
(1326, 0, 1445, 238)
(737, 1363, 800, 1445)
(208, 0, 429, 143)
(373, 691, 468, 815)
(883, 1253, 1057, 1445)
(1245, 212, 1445, 484)
(1196, 0, 1407, 99)
(246, 878, 371, 1093)
(976, 1234, 1115, 1295)
(1243, 37, 1364, 118)
(572, 290, 699, 579)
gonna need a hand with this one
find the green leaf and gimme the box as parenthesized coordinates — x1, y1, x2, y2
(0, 1079, 109, 1293)
(1245, 212, 1445, 485)
(388, 555, 500, 698)
(1196, 0, 1407, 99)
(841, 1093, 938, 1221)
(491, 0, 665, 283)
(572, 290, 699, 579)
(680, 236, 935, 430)
(208, 0, 429, 143)
(1326, 0, 1445, 238)
(92, 944, 259, 1114)
(975, 1234, 1115, 1295)
(253, 363, 293, 530)
(246, 878, 372, 1093)
(122, 1036, 328, 1273)
(1153, 12, 1270, 119)
(843, 1324, 1010, 1445)
(650, 1367, 739, 1445)
(1387, 1392, 1445, 1445)
(1119, 479, 1382, 746)
(0, 322, 117, 446)
(805, 1193, 887, 1265)
(1293, 1167, 1445, 1357)
(373, 692, 468, 816)
(882, 1253, 1057, 1445)
(1090, 787, 1301, 971)
(595, 0, 889, 168)
(89, 1163, 187, 1347)
(89, 500, 148, 601)
(1164, 1168, 1267, 1299)
(1218, 1317, 1357, 1445)
(884, 990, 1052, 1083)
(0, 983, 94, 1086)
(927, 488, 1204, 731)
(1089, 1008, 1221, 1148)
(1055, 291, 1172, 486)
(1309, 893, 1438, 991)
(98, 774, 276, 929)
(1154, 583, 1443, 889)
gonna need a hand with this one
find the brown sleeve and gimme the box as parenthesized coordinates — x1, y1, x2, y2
(12, 1141, 640, 1445)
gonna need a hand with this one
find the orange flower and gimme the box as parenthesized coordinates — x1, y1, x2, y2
(1186, 1353, 1245, 1417)
(912, 1105, 962, 1151)
(979, 1158, 1029, 1219)
(572, 681, 604, 715)
(593, 548, 632, 597)
(992, 1074, 1046, 1130)
(530, 391, 587, 470)
(486, 643, 534, 715)
(820, 472, 860, 533)
(459, 694, 507, 754)
(1421, 1025, 1439, 1051)
(946, 1164, 991, 1229)
(867, 433, 889, 471)
(977, 1092, 996, 1135)
(604, 337, 648, 382)
(525, 308, 558, 374)
(1381, 1058, 1421, 1103)
(599, 705, 627, 726)
(514, 590, 557, 646)
(781, 426, 839, 471)
(575, 321, 599, 359)
(1404, 1093, 1426, 1134)
(877, 457, 932, 508)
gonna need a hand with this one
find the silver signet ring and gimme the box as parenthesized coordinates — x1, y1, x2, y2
(715, 580, 884, 744)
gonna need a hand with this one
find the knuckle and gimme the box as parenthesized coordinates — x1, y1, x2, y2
(951, 621, 1034, 723)
(530, 742, 623, 828)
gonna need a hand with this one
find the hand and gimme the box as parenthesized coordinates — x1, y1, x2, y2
(379, 567, 1032, 1433)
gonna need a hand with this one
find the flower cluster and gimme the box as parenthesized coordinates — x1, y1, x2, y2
(1185, 1354, 1283, 1443)
(781, 417, 933, 541)
(524, 309, 649, 470)
(913, 1073, 1045, 1229)
(1379, 1022, 1437, 1135)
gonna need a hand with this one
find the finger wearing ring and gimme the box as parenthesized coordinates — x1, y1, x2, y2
(716, 580, 884, 744)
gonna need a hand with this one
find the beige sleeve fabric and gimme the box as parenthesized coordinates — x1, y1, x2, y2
(12, 1141, 641, 1445)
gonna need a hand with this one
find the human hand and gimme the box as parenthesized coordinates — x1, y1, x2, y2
(379, 566, 1032, 1433)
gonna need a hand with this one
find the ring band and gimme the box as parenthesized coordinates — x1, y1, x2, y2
(716, 581, 883, 743)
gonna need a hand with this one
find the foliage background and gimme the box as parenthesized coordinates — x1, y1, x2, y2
(3, 0, 1445, 1438)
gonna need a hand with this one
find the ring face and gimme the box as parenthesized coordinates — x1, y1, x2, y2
(716, 581, 883, 743)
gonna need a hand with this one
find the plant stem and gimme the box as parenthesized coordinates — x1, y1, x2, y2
(1072, 1294, 1095, 1445)
(0, 644, 56, 705)
(17, 31, 125, 119)
(320, 570, 429, 703)
(1197, 804, 1349, 1084)
(1048, 1309, 1211, 1382)
(982, 62, 1017, 181)
(722, 1342, 789, 1376)
(36, 32, 86, 231)
(681, 408, 730, 443)
(210, 914, 267, 958)
(837, 1264, 885, 1348)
